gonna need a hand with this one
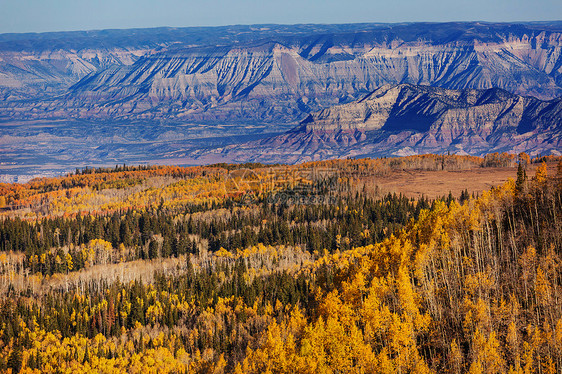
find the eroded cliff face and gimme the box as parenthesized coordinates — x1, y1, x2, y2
(0, 24, 293, 101)
(211, 84, 562, 164)
(0, 47, 160, 101)
(1, 22, 562, 124)
(2, 23, 562, 180)
(299, 84, 561, 133)
(62, 31, 562, 123)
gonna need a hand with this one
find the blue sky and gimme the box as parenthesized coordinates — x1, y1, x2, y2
(1, 0, 560, 34)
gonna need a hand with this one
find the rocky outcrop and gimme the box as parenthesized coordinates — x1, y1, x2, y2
(212, 84, 562, 163)
(2, 23, 562, 180)
(0, 23, 398, 103)
(62, 23, 562, 124)
(0, 47, 153, 101)
(1, 22, 562, 124)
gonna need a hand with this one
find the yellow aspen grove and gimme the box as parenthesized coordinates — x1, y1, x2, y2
(0, 156, 561, 372)
(535, 162, 548, 185)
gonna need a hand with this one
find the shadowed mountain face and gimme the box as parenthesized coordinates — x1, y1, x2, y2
(212, 84, 562, 163)
(0, 24, 386, 104)
(1, 22, 562, 124)
(1, 22, 562, 180)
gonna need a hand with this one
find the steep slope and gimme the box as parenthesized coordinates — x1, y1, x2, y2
(0, 47, 151, 101)
(2, 23, 562, 181)
(212, 84, 562, 163)
(1, 22, 562, 124)
(62, 22, 562, 123)
(0, 23, 394, 102)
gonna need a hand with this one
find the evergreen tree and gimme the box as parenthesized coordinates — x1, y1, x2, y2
(7, 344, 22, 373)
(516, 161, 527, 194)
(148, 240, 159, 259)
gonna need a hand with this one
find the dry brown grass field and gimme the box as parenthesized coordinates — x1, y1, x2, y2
(372, 162, 558, 199)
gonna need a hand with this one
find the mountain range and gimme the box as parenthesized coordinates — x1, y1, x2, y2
(2, 22, 562, 123)
(1, 22, 562, 180)
(210, 84, 562, 163)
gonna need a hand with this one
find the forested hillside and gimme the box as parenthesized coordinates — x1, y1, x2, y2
(0, 153, 561, 373)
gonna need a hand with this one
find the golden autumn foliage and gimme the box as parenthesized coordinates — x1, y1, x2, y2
(1, 156, 562, 373)
(237, 174, 562, 373)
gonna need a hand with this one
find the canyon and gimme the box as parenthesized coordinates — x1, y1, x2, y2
(1, 22, 562, 179)
(214, 84, 562, 164)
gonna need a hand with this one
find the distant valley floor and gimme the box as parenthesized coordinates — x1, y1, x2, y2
(0, 119, 288, 182)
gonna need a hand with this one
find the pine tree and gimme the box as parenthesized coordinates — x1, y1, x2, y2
(7, 344, 22, 373)
(516, 162, 527, 194)
(148, 240, 159, 259)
